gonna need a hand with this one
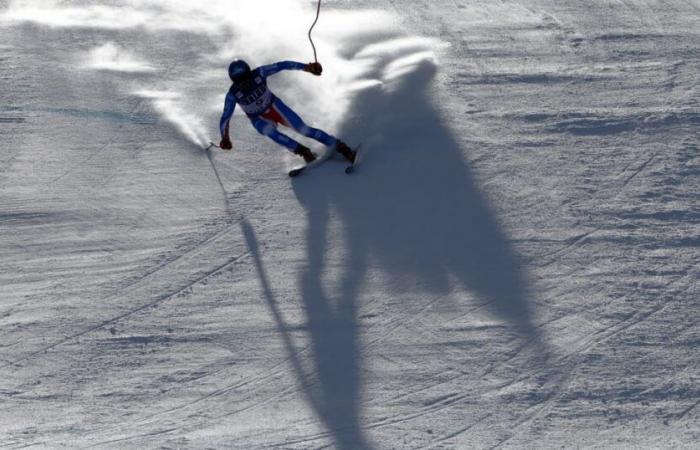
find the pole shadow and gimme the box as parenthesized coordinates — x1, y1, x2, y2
(241, 219, 372, 449)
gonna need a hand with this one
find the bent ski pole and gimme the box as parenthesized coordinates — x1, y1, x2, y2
(309, 0, 322, 63)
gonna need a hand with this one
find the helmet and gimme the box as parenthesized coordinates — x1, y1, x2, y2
(228, 59, 251, 82)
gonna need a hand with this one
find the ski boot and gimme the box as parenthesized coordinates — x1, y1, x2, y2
(294, 145, 317, 163)
(335, 141, 356, 163)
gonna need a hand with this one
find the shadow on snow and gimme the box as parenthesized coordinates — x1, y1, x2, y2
(251, 38, 545, 449)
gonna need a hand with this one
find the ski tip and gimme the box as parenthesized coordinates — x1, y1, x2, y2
(345, 166, 355, 174)
(289, 167, 305, 177)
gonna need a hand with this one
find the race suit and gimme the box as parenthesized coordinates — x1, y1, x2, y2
(219, 61, 337, 152)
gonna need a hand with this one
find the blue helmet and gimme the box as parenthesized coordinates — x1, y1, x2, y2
(228, 59, 251, 81)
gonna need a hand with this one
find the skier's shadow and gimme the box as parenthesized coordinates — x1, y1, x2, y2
(289, 39, 543, 449)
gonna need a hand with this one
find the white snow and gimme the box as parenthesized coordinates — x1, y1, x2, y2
(1, 0, 698, 448)
(84, 43, 155, 74)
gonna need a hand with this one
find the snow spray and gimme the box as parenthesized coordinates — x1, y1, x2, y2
(2, 0, 445, 152)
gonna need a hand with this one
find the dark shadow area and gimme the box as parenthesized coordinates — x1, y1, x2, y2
(241, 219, 372, 449)
(330, 53, 540, 339)
(287, 37, 546, 448)
(295, 41, 542, 336)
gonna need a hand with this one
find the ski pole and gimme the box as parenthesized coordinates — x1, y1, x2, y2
(308, 0, 322, 63)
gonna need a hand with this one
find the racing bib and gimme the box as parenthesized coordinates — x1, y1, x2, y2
(236, 76, 273, 115)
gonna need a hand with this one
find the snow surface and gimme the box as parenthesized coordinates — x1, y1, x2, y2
(1, 0, 698, 448)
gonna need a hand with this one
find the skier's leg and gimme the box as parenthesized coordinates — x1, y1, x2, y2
(271, 98, 338, 147)
(251, 117, 301, 152)
(272, 99, 355, 162)
(251, 117, 316, 163)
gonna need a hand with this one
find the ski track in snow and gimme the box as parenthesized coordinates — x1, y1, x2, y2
(1, 0, 699, 448)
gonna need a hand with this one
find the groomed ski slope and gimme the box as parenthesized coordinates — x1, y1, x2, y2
(1, 0, 698, 448)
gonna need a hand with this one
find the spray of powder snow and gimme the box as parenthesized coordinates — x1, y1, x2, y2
(84, 42, 154, 73)
(135, 90, 207, 147)
(3, 0, 443, 151)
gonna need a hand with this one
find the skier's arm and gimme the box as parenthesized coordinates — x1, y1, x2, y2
(219, 91, 236, 149)
(258, 61, 323, 77)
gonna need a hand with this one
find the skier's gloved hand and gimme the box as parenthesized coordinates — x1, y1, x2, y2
(220, 137, 232, 150)
(305, 62, 323, 76)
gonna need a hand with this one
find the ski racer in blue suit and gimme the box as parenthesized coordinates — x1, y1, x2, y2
(219, 59, 356, 164)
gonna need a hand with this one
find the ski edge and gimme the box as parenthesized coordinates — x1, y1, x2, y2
(288, 147, 334, 178)
(288, 166, 306, 177)
(344, 144, 363, 175)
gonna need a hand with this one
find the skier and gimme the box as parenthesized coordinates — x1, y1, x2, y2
(219, 59, 356, 165)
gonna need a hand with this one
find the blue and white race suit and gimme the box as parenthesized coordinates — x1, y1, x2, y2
(219, 61, 337, 152)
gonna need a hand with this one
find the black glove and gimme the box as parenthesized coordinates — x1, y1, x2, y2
(220, 137, 232, 150)
(305, 62, 323, 76)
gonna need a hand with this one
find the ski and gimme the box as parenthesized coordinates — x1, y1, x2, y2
(288, 147, 334, 177)
(344, 144, 363, 174)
